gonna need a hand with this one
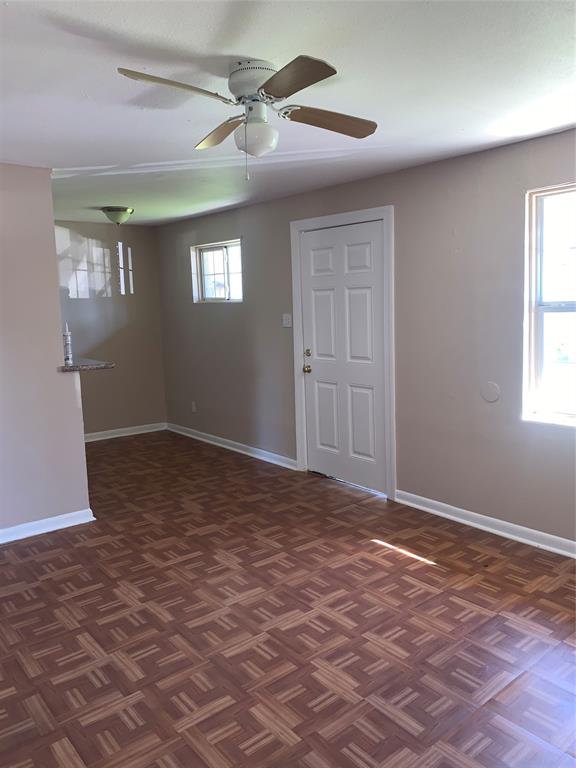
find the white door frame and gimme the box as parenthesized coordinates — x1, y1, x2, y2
(290, 206, 396, 499)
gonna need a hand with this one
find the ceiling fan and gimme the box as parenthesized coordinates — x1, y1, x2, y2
(118, 56, 377, 157)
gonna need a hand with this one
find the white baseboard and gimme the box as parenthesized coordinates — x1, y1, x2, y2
(83, 420, 298, 471)
(0, 509, 95, 545)
(395, 490, 576, 559)
(167, 423, 299, 471)
(85, 423, 167, 442)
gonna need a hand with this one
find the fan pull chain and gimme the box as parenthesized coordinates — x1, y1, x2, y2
(244, 121, 250, 181)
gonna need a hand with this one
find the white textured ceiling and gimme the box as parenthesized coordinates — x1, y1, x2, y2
(1, 1, 574, 224)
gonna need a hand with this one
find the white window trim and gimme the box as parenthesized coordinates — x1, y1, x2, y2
(523, 182, 576, 428)
(191, 238, 243, 303)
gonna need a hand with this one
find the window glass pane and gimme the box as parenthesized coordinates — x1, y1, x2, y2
(75, 270, 89, 299)
(540, 190, 576, 302)
(203, 273, 227, 299)
(229, 272, 243, 301)
(211, 248, 225, 275)
(202, 273, 216, 298)
(540, 311, 576, 414)
(227, 245, 242, 274)
(202, 250, 214, 276)
(213, 274, 227, 298)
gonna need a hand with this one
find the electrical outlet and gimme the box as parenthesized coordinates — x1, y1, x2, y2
(282, 313, 292, 328)
(191, 401, 197, 414)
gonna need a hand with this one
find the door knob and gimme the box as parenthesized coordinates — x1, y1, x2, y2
(303, 364, 312, 374)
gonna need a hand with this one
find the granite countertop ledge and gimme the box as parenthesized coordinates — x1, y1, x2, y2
(58, 358, 115, 372)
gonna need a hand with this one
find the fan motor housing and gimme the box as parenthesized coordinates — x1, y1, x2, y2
(228, 59, 277, 100)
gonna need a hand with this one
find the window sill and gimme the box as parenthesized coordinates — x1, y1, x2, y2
(193, 299, 243, 305)
(523, 411, 576, 428)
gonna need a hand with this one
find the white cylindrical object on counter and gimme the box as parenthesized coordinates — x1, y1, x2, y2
(63, 322, 73, 365)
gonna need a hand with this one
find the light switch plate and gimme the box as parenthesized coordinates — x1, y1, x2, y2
(282, 313, 292, 328)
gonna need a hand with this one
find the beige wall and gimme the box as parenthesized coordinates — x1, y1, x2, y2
(158, 130, 576, 540)
(57, 221, 166, 433)
(0, 164, 90, 529)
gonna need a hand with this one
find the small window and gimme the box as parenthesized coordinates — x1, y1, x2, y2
(524, 183, 576, 426)
(191, 240, 242, 302)
(118, 242, 134, 295)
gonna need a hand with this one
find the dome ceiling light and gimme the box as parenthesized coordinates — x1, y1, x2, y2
(101, 206, 134, 225)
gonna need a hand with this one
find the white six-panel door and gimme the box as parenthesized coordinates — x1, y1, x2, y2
(300, 220, 387, 492)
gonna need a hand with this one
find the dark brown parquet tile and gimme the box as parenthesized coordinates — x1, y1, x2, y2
(0, 431, 574, 767)
(365, 572, 442, 611)
(153, 659, 245, 731)
(532, 641, 576, 693)
(530, 570, 575, 612)
(32, 660, 132, 724)
(245, 552, 311, 586)
(178, 608, 254, 657)
(484, 558, 561, 595)
(284, 571, 350, 607)
(419, 641, 522, 706)
(181, 694, 304, 767)
(269, 609, 355, 661)
(212, 632, 299, 692)
(446, 572, 522, 612)
(256, 663, 366, 732)
(317, 588, 399, 632)
(425, 711, 574, 766)
(310, 638, 407, 699)
(0, 582, 50, 620)
(304, 706, 422, 767)
(366, 673, 474, 750)
(499, 595, 576, 642)
(408, 592, 496, 637)
(489, 672, 576, 754)
(228, 588, 309, 632)
(465, 614, 559, 669)
(0, 603, 81, 649)
(363, 613, 455, 666)
(327, 553, 401, 591)
(385, 557, 467, 592)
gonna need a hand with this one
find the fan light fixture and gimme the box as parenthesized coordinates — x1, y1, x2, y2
(234, 113, 279, 157)
(101, 206, 134, 225)
(117, 56, 377, 160)
(234, 122, 279, 157)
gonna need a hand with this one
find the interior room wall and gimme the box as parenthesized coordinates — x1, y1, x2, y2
(0, 163, 90, 530)
(57, 221, 166, 434)
(158, 129, 576, 540)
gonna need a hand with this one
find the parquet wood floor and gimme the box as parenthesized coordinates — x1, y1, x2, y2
(1, 431, 574, 767)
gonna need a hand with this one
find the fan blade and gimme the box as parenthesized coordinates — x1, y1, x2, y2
(118, 68, 237, 105)
(195, 115, 245, 150)
(281, 105, 377, 138)
(259, 56, 336, 99)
